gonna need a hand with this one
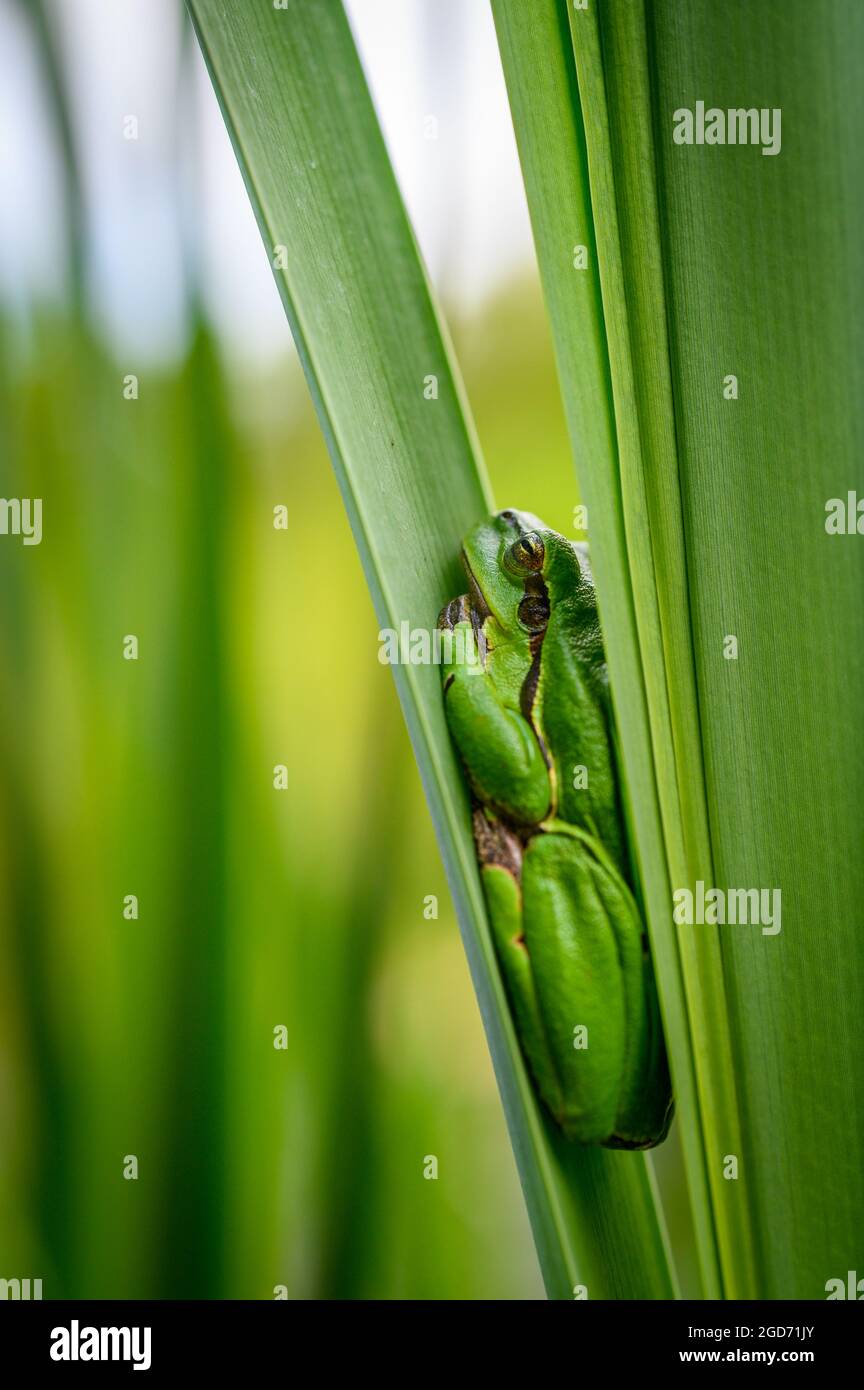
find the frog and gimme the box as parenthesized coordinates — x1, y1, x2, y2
(438, 509, 672, 1148)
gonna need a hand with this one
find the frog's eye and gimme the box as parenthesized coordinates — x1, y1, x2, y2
(518, 594, 550, 632)
(504, 532, 545, 575)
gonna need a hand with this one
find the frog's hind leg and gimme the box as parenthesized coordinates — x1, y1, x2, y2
(473, 810, 566, 1126)
(539, 823, 673, 1149)
(519, 831, 627, 1144)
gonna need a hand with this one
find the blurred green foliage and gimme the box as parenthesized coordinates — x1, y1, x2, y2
(0, 269, 587, 1296)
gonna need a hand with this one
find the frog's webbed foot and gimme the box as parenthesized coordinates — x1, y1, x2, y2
(472, 805, 523, 882)
(438, 593, 488, 690)
(438, 593, 472, 631)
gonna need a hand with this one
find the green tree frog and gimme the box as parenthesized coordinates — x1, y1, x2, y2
(439, 510, 672, 1148)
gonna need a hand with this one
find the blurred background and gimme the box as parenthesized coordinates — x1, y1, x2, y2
(0, 0, 690, 1298)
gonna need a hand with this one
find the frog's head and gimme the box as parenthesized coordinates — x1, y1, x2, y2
(459, 509, 584, 640)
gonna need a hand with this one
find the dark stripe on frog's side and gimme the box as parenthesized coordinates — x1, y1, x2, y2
(518, 572, 550, 723)
(516, 569, 552, 711)
(517, 575, 555, 809)
(519, 634, 543, 723)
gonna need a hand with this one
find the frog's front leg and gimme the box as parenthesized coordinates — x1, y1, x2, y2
(438, 606, 550, 825)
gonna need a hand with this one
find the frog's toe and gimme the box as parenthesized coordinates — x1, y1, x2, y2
(438, 593, 471, 630)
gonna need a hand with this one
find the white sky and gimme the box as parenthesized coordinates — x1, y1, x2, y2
(0, 0, 535, 364)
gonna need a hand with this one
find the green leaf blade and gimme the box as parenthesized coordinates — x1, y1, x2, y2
(648, 0, 864, 1298)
